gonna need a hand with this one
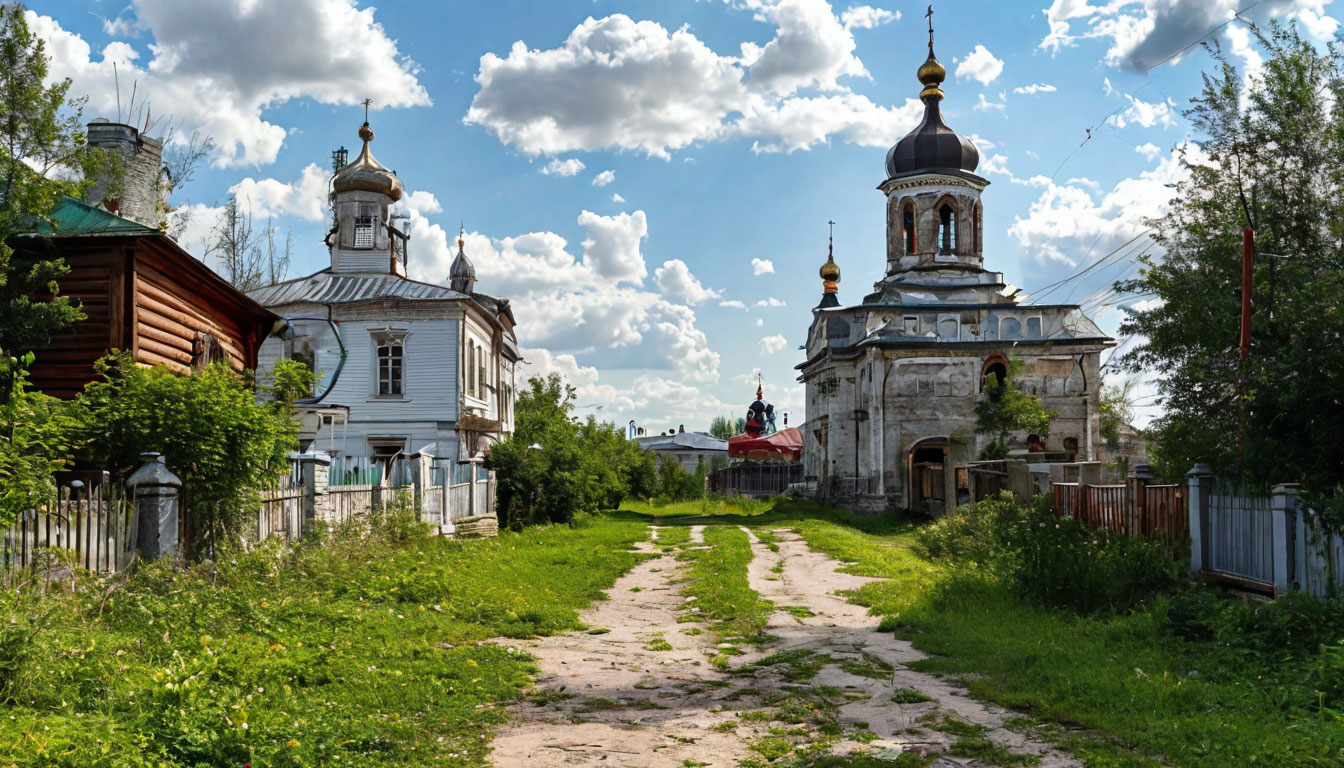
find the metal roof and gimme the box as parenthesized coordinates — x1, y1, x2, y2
(637, 432, 729, 452)
(22, 196, 160, 237)
(248, 268, 472, 307)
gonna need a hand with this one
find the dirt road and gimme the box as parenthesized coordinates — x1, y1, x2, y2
(488, 524, 1079, 767)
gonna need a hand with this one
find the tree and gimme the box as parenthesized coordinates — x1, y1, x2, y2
(1099, 379, 1137, 452)
(205, 196, 264, 292)
(0, 3, 112, 397)
(75, 353, 298, 558)
(0, 357, 78, 526)
(708, 415, 738, 440)
(489, 373, 655, 527)
(1116, 21, 1344, 495)
(974, 369, 1057, 460)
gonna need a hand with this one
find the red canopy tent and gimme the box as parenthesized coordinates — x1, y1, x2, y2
(728, 426, 803, 463)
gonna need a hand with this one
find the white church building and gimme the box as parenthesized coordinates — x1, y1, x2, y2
(250, 119, 519, 485)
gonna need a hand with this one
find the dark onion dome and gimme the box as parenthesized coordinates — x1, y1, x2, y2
(449, 226, 476, 294)
(333, 122, 405, 201)
(884, 46, 979, 178)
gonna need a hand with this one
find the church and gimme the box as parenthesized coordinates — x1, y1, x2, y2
(797, 32, 1111, 516)
(249, 119, 519, 484)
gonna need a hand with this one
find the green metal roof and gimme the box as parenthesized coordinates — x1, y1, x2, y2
(30, 196, 160, 237)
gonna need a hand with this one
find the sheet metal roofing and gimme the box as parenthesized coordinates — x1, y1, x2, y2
(248, 269, 472, 306)
(636, 432, 729, 452)
(23, 197, 160, 237)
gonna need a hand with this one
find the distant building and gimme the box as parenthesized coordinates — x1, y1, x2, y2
(249, 120, 519, 484)
(635, 432, 728, 474)
(797, 34, 1111, 515)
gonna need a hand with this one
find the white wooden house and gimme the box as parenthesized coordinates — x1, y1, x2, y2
(249, 120, 519, 490)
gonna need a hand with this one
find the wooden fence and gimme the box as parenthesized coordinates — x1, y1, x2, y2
(2, 479, 135, 585)
(1051, 480, 1187, 542)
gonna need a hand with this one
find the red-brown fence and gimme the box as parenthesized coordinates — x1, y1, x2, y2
(1052, 480, 1186, 542)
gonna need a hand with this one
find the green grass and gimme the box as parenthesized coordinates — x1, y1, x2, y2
(677, 525, 773, 643)
(0, 511, 651, 767)
(620, 495, 772, 519)
(779, 512, 1344, 768)
(654, 525, 691, 547)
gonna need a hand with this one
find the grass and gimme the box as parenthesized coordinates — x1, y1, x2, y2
(0, 510, 651, 768)
(676, 525, 773, 644)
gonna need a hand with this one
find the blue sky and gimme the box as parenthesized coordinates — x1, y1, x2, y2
(24, 0, 1343, 431)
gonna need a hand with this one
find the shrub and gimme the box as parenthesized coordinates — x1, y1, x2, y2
(918, 493, 1182, 613)
(74, 353, 298, 558)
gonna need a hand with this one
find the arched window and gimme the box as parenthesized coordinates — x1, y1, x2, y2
(1001, 316, 1021, 338)
(478, 346, 487, 398)
(984, 314, 999, 341)
(902, 203, 916, 254)
(981, 352, 1010, 392)
(938, 204, 956, 254)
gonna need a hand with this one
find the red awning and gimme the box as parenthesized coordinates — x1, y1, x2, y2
(727, 426, 803, 462)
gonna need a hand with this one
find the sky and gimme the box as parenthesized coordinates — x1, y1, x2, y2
(22, 0, 1343, 433)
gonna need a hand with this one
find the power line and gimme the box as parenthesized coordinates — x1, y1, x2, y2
(1026, 231, 1153, 304)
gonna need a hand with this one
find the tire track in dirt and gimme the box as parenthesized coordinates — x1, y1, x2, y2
(741, 526, 1081, 766)
(489, 526, 755, 767)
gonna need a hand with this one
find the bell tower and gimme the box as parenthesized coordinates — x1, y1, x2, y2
(328, 111, 408, 275)
(879, 10, 988, 277)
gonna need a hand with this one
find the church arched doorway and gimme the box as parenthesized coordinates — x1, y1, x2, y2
(908, 437, 948, 516)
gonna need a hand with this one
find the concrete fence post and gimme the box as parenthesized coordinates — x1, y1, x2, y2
(297, 452, 331, 537)
(1186, 463, 1215, 573)
(1005, 459, 1031, 503)
(1270, 484, 1300, 595)
(125, 452, 182, 563)
(1132, 463, 1153, 534)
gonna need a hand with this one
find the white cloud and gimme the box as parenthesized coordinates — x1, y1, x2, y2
(719, 299, 747, 309)
(592, 169, 615, 187)
(611, 193, 626, 203)
(974, 92, 1006, 112)
(1292, 7, 1341, 39)
(754, 318, 765, 326)
(1115, 94, 1178, 129)
(1013, 83, 1057, 95)
(1008, 144, 1209, 286)
(654, 259, 722, 304)
(759, 333, 789, 355)
(840, 5, 899, 29)
(754, 297, 787, 308)
(751, 258, 775, 275)
(28, 0, 429, 167)
(954, 44, 1004, 85)
(1038, 0, 1335, 72)
(465, 4, 914, 159)
(227, 163, 330, 222)
(1135, 142, 1162, 160)
(541, 157, 586, 176)
(404, 206, 720, 384)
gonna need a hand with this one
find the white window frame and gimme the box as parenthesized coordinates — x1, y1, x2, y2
(354, 216, 375, 249)
(371, 329, 408, 399)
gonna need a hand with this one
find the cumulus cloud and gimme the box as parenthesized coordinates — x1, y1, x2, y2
(954, 44, 1004, 85)
(591, 169, 615, 187)
(465, 3, 920, 159)
(404, 206, 720, 384)
(654, 259, 722, 304)
(1115, 94, 1178, 129)
(759, 333, 789, 355)
(754, 297, 787, 308)
(719, 299, 747, 309)
(974, 93, 1007, 112)
(840, 5, 899, 29)
(611, 193, 626, 203)
(751, 258, 775, 275)
(1013, 83, 1057, 95)
(1008, 145, 1209, 292)
(541, 157, 585, 176)
(1135, 142, 1162, 160)
(227, 163, 330, 222)
(1038, 0, 1336, 72)
(28, 0, 429, 167)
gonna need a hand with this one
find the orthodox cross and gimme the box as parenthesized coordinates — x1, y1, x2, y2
(925, 5, 934, 49)
(828, 219, 835, 255)
(361, 97, 373, 122)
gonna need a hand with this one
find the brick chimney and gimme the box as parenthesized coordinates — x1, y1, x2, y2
(85, 119, 164, 228)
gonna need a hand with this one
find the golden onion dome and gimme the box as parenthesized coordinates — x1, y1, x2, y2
(917, 51, 947, 99)
(332, 122, 404, 202)
(819, 253, 840, 282)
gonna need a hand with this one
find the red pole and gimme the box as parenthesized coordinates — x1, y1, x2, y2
(1240, 228, 1253, 363)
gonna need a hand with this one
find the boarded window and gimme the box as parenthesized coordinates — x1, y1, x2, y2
(354, 216, 374, 248)
(984, 315, 999, 340)
(903, 316, 919, 335)
(1026, 316, 1043, 338)
(1001, 316, 1021, 338)
(376, 336, 404, 396)
(938, 316, 959, 339)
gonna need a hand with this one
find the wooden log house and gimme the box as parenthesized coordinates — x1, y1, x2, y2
(11, 196, 280, 397)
